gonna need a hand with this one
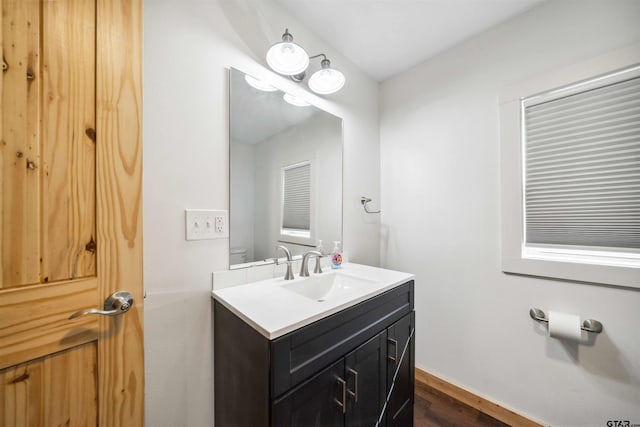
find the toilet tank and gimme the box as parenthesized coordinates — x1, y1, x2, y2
(230, 248, 247, 265)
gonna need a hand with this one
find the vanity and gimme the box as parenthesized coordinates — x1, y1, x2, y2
(220, 67, 413, 425)
(212, 263, 415, 426)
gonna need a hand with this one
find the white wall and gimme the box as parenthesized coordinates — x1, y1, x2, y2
(143, 0, 380, 425)
(380, 1, 640, 426)
(253, 113, 343, 261)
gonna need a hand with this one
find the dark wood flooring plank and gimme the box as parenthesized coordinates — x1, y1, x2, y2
(414, 382, 511, 427)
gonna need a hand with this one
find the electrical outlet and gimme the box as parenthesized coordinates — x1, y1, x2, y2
(185, 209, 228, 240)
(215, 216, 224, 233)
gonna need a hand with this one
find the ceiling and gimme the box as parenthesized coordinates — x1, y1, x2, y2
(275, 0, 546, 81)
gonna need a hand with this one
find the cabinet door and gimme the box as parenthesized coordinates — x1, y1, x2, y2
(345, 331, 387, 427)
(386, 312, 415, 427)
(272, 358, 346, 427)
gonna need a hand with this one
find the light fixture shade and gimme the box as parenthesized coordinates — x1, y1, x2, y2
(244, 74, 278, 92)
(266, 30, 309, 76)
(308, 66, 345, 94)
(283, 93, 311, 107)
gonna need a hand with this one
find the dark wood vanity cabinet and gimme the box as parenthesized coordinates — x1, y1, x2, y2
(214, 280, 415, 427)
(272, 358, 346, 427)
(344, 332, 388, 426)
(386, 312, 415, 427)
(274, 329, 392, 427)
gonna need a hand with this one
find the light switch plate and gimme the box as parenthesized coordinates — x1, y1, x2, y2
(185, 209, 229, 241)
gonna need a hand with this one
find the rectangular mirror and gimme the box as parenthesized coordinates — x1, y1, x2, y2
(229, 68, 343, 268)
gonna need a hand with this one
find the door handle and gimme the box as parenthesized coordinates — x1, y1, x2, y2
(388, 338, 398, 363)
(69, 291, 134, 319)
(347, 368, 358, 402)
(335, 377, 347, 414)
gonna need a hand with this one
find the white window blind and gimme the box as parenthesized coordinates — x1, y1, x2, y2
(524, 75, 640, 250)
(282, 162, 311, 231)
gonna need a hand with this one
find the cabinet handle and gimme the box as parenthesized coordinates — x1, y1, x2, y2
(388, 338, 398, 363)
(347, 368, 358, 402)
(335, 377, 346, 414)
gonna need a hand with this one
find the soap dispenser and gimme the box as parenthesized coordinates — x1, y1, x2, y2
(331, 241, 342, 269)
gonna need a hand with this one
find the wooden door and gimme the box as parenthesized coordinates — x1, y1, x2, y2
(345, 332, 387, 427)
(0, 0, 143, 425)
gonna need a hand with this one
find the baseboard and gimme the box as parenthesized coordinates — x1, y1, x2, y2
(415, 368, 545, 427)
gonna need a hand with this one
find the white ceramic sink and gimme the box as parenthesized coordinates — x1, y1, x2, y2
(212, 263, 414, 339)
(281, 271, 376, 302)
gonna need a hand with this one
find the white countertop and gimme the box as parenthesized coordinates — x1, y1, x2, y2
(211, 263, 414, 339)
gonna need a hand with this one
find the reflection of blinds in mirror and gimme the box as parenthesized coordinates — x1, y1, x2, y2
(283, 162, 311, 231)
(524, 76, 640, 249)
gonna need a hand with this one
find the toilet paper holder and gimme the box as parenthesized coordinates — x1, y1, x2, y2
(529, 308, 603, 334)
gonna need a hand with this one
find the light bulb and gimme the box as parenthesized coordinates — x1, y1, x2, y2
(280, 43, 294, 55)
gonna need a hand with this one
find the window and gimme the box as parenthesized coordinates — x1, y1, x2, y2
(280, 161, 313, 244)
(500, 46, 640, 288)
(523, 70, 640, 261)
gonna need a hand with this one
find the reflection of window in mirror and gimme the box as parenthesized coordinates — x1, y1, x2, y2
(280, 161, 314, 245)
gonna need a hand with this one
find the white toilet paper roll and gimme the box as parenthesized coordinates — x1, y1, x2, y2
(548, 311, 582, 342)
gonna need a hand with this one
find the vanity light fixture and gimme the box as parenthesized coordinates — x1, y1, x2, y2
(266, 28, 309, 76)
(307, 55, 345, 95)
(267, 29, 346, 95)
(244, 74, 278, 92)
(283, 92, 311, 107)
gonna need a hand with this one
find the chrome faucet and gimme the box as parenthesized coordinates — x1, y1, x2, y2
(300, 250, 323, 277)
(275, 245, 295, 280)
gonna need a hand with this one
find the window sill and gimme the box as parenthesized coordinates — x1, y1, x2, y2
(502, 252, 640, 288)
(523, 246, 640, 269)
(278, 230, 314, 246)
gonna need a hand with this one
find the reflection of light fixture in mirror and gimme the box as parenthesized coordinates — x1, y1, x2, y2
(267, 29, 345, 95)
(308, 56, 345, 95)
(244, 74, 278, 92)
(266, 28, 309, 76)
(283, 93, 311, 107)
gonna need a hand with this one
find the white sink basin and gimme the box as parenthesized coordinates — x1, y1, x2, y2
(281, 271, 376, 302)
(212, 262, 414, 339)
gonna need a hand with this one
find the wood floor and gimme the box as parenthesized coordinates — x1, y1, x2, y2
(414, 381, 510, 427)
